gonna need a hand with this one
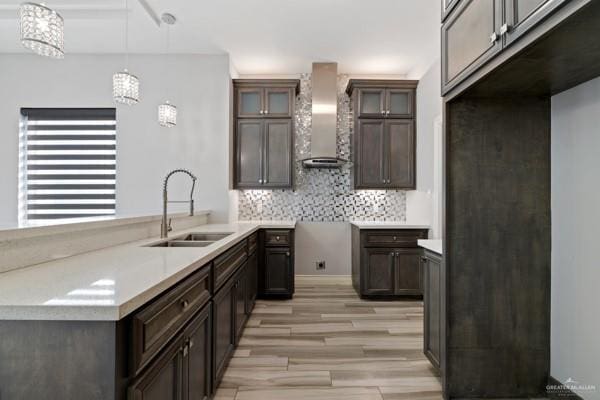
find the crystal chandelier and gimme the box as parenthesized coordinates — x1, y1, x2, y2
(158, 101, 177, 127)
(113, 0, 139, 105)
(158, 13, 177, 127)
(20, 2, 64, 59)
(113, 70, 140, 105)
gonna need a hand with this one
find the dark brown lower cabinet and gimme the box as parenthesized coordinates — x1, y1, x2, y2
(363, 248, 395, 295)
(263, 247, 293, 297)
(394, 249, 422, 296)
(246, 251, 258, 314)
(212, 279, 235, 388)
(234, 262, 248, 344)
(129, 304, 212, 400)
(351, 226, 428, 298)
(423, 250, 442, 371)
(185, 305, 213, 400)
(259, 229, 295, 299)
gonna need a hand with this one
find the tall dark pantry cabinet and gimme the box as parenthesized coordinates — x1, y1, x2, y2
(440, 0, 600, 398)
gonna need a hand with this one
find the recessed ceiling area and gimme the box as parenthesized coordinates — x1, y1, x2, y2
(0, 0, 440, 77)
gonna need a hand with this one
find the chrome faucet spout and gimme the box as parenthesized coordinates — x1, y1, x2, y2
(161, 169, 198, 238)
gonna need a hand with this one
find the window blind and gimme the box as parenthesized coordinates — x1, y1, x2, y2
(20, 108, 116, 225)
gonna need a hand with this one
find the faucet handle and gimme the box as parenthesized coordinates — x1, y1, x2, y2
(168, 218, 173, 232)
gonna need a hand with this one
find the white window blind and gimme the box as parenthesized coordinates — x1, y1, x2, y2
(19, 108, 116, 226)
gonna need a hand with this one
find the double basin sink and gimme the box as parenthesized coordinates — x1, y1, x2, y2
(147, 233, 233, 248)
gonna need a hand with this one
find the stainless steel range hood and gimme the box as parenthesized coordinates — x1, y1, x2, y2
(302, 63, 347, 168)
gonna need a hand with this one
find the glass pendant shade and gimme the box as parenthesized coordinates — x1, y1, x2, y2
(113, 70, 140, 105)
(20, 2, 64, 59)
(158, 101, 177, 127)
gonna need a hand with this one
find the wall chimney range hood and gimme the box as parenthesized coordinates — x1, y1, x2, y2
(302, 63, 347, 168)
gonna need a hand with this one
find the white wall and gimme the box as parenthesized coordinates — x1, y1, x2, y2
(406, 59, 442, 232)
(0, 53, 231, 226)
(294, 222, 351, 275)
(551, 76, 600, 398)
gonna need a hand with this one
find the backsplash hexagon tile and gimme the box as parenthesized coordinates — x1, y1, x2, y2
(238, 74, 407, 222)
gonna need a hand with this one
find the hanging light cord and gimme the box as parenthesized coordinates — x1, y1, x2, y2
(125, 0, 129, 69)
(165, 22, 170, 101)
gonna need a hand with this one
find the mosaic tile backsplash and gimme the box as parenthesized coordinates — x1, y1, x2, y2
(238, 74, 407, 222)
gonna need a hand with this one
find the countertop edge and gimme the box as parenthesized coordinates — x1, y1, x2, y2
(0, 221, 296, 322)
(418, 239, 443, 255)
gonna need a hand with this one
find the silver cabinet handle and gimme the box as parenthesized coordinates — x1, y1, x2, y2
(490, 32, 498, 43)
(264, 109, 269, 114)
(500, 24, 510, 35)
(259, 110, 264, 115)
(393, 236, 397, 241)
(276, 236, 280, 241)
(258, 179, 263, 183)
(386, 110, 390, 115)
(286, 252, 290, 257)
(181, 299, 189, 309)
(380, 110, 385, 115)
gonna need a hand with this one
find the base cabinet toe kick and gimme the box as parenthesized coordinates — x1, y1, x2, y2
(0, 228, 294, 400)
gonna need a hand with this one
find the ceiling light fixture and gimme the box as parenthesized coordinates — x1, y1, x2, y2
(113, 0, 139, 105)
(158, 13, 177, 127)
(19, 2, 64, 58)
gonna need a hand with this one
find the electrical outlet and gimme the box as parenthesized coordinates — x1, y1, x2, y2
(316, 261, 326, 270)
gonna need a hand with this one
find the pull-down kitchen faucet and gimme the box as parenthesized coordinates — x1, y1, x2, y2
(161, 169, 197, 238)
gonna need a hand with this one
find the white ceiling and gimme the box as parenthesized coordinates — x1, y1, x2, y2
(0, 0, 440, 77)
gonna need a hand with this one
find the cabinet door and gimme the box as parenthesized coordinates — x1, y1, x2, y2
(237, 88, 264, 118)
(362, 248, 395, 295)
(386, 120, 415, 189)
(357, 88, 386, 118)
(246, 251, 258, 314)
(263, 120, 292, 188)
(442, 0, 460, 21)
(212, 281, 235, 387)
(263, 247, 293, 296)
(386, 89, 414, 118)
(236, 120, 263, 188)
(264, 88, 293, 118)
(234, 264, 248, 344)
(185, 305, 212, 400)
(423, 254, 441, 370)
(504, 0, 566, 46)
(442, 0, 502, 93)
(394, 249, 422, 296)
(356, 119, 386, 189)
(129, 335, 184, 400)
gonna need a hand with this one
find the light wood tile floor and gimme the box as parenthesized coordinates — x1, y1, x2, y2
(215, 276, 442, 400)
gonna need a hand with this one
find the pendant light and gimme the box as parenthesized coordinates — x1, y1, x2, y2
(158, 13, 177, 127)
(113, 0, 139, 105)
(20, 2, 64, 59)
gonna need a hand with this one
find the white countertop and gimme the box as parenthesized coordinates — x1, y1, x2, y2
(350, 221, 430, 229)
(418, 239, 443, 255)
(0, 221, 295, 321)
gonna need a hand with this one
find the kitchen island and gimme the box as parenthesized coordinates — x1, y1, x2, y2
(0, 221, 295, 400)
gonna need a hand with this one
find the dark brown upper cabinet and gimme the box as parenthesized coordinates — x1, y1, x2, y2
(233, 80, 299, 190)
(442, 0, 503, 94)
(503, 0, 567, 46)
(347, 80, 417, 190)
(348, 81, 416, 119)
(442, 0, 569, 94)
(442, 0, 460, 21)
(235, 119, 293, 189)
(354, 119, 415, 190)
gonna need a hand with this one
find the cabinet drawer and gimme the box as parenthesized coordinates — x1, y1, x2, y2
(264, 230, 291, 246)
(214, 240, 248, 290)
(131, 265, 211, 375)
(363, 230, 427, 247)
(248, 232, 258, 254)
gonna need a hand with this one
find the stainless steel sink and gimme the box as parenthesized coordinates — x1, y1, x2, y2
(179, 233, 233, 241)
(148, 240, 214, 248)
